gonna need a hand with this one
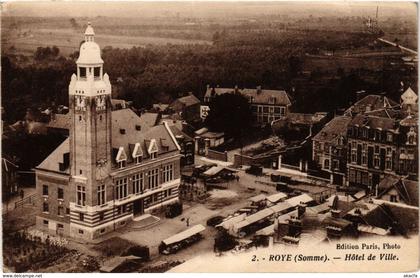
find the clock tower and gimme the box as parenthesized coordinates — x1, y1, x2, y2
(68, 22, 112, 210)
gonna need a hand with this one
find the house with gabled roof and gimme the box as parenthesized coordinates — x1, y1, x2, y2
(204, 85, 292, 126)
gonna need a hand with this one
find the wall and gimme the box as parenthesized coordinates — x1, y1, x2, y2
(207, 149, 228, 162)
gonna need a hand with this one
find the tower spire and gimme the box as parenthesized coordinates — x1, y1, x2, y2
(85, 22, 95, 42)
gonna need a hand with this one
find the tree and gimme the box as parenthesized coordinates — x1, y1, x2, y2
(204, 92, 252, 139)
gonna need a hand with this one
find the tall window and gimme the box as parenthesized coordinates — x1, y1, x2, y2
(76, 186, 86, 206)
(43, 202, 49, 213)
(58, 188, 64, 199)
(97, 185, 106, 205)
(373, 155, 380, 168)
(351, 151, 357, 163)
(324, 159, 330, 170)
(148, 169, 159, 189)
(386, 158, 392, 170)
(133, 173, 144, 194)
(116, 178, 128, 200)
(162, 164, 174, 183)
(58, 206, 64, 216)
(43, 185, 48, 196)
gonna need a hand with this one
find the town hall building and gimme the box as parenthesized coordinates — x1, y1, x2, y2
(35, 23, 182, 240)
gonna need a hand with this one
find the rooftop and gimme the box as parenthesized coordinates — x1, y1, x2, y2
(312, 116, 352, 142)
(37, 109, 179, 174)
(205, 86, 291, 106)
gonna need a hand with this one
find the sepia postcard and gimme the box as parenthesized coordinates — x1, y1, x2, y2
(0, 0, 419, 274)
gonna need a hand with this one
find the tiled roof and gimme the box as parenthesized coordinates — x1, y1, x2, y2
(37, 109, 179, 173)
(112, 109, 178, 160)
(137, 112, 159, 131)
(47, 114, 71, 130)
(169, 125, 193, 141)
(174, 94, 201, 107)
(37, 138, 70, 174)
(378, 176, 418, 207)
(362, 203, 419, 233)
(312, 116, 351, 142)
(205, 87, 291, 106)
(346, 95, 399, 115)
(349, 114, 396, 131)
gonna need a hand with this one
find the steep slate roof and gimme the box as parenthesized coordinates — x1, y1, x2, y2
(349, 114, 397, 131)
(112, 109, 178, 160)
(37, 138, 70, 174)
(47, 114, 71, 130)
(137, 112, 159, 131)
(361, 203, 419, 233)
(37, 109, 179, 174)
(312, 116, 351, 143)
(378, 176, 419, 207)
(205, 87, 291, 106)
(169, 125, 193, 141)
(346, 95, 399, 115)
(174, 94, 201, 107)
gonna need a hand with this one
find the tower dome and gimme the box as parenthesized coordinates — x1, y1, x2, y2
(76, 22, 104, 65)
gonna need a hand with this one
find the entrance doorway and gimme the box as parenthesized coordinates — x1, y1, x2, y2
(133, 199, 144, 215)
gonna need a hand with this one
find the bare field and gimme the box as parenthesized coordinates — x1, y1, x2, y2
(2, 27, 212, 56)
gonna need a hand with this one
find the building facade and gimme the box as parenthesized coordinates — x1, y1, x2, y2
(312, 116, 352, 185)
(35, 24, 181, 240)
(204, 86, 292, 126)
(346, 89, 418, 191)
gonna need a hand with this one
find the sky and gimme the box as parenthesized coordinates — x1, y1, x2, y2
(2, 1, 417, 20)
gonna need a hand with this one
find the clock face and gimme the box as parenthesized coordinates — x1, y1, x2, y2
(96, 159, 108, 180)
(75, 95, 86, 110)
(95, 95, 106, 111)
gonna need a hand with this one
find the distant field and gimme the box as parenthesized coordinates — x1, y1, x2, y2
(382, 33, 417, 51)
(2, 27, 212, 56)
(303, 55, 395, 73)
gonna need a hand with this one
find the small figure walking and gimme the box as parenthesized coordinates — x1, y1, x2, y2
(236, 175, 240, 182)
(20, 189, 24, 200)
(186, 217, 190, 227)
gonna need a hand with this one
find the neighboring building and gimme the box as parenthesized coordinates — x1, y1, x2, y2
(168, 94, 201, 124)
(312, 116, 352, 185)
(111, 99, 132, 111)
(194, 127, 225, 155)
(346, 90, 418, 191)
(2, 156, 19, 201)
(345, 94, 398, 117)
(272, 112, 328, 140)
(376, 176, 418, 207)
(35, 24, 181, 241)
(46, 113, 71, 135)
(204, 85, 292, 126)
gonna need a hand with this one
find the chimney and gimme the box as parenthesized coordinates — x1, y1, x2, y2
(297, 202, 307, 219)
(331, 209, 341, 218)
(256, 86, 262, 94)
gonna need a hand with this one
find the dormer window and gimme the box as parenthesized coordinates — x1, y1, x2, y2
(118, 161, 126, 169)
(269, 97, 276, 104)
(132, 143, 143, 164)
(147, 139, 159, 160)
(135, 156, 142, 164)
(116, 147, 127, 169)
